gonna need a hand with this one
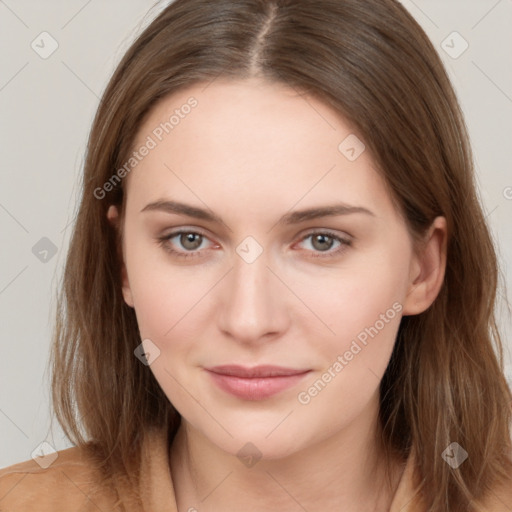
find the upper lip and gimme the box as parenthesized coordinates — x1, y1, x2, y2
(205, 365, 311, 378)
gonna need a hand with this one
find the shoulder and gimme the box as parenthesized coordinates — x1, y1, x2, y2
(0, 445, 119, 511)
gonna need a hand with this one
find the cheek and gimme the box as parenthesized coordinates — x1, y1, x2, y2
(129, 265, 211, 345)
(292, 252, 407, 348)
(292, 249, 408, 402)
(307, 285, 402, 388)
(292, 266, 405, 419)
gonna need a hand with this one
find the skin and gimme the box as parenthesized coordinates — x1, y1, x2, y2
(107, 77, 447, 511)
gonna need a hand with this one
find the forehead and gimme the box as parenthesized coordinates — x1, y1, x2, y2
(124, 78, 395, 221)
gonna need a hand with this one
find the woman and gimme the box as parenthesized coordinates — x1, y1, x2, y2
(1, 0, 511, 510)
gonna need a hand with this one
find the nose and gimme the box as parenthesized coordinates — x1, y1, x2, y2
(216, 247, 290, 346)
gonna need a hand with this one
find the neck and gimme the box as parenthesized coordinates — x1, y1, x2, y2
(169, 394, 404, 512)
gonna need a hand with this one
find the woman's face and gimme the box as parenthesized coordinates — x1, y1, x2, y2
(110, 78, 430, 459)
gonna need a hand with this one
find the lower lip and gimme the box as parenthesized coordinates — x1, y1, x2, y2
(206, 370, 311, 401)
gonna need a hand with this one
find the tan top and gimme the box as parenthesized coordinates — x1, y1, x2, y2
(0, 427, 509, 511)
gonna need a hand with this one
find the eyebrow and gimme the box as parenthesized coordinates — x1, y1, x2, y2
(141, 199, 375, 225)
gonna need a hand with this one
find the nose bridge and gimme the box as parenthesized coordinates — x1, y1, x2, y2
(217, 240, 287, 343)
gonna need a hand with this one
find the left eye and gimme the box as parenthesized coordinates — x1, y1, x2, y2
(157, 230, 352, 259)
(294, 230, 353, 259)
(297, 232, 350, 255)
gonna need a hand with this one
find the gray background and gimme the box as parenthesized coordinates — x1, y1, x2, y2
(1, 0, 511, 468)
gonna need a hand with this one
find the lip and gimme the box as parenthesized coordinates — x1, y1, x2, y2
(205, 365, 311, 400)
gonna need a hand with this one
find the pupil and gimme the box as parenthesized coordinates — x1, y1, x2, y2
(314, 234, 332, 251)
(183, 233, 201, 249)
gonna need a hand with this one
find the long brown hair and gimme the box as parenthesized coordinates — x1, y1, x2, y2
(51, 0, 512, 509)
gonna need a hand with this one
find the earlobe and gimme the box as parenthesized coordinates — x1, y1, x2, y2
(120, 265, 135, 309)
(106, 204, 119, 229)
(402, 216, 448, 316)
(107, 205, 135, 309)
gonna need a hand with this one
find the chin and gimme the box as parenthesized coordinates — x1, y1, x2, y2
(216, 432, 306, 463)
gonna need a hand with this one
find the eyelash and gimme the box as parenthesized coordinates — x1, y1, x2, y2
(156, 229, 352, 260)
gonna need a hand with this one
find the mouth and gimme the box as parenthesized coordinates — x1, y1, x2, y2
(204, 365, 312, 401)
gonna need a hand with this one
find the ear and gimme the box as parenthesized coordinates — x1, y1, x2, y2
(107, 205, 134, 308)
(402, 216, 448, 316)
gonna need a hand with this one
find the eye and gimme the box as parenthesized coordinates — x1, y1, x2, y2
(157, 229, 213, 259)
(296, 230, 352, 258)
